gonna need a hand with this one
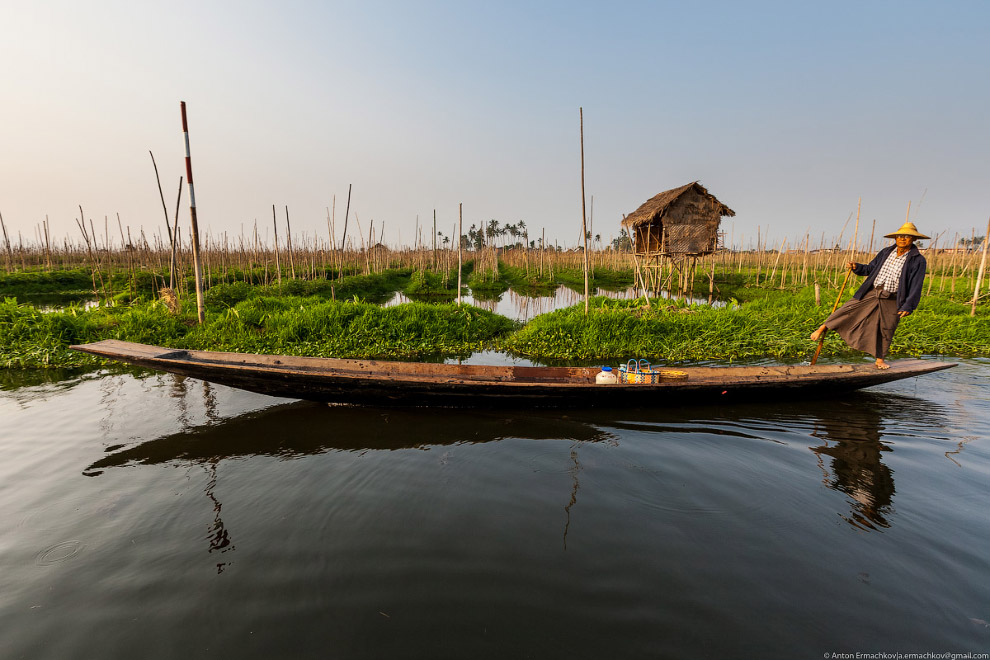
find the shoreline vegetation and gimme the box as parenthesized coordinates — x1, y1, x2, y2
(1, 225, 988, 369)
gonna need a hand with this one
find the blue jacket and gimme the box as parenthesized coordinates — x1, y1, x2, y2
(851, 244, 927, 313)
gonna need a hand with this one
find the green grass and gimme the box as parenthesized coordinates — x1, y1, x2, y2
(184, 298, 517, 359)
(0, 293, 516, 368)
(403, 267, 460, 301)
(204, 269, 413, 309)
(499, 263, 558, 296)
(2, 266, 989, 369)
(500, 291, 990, 362)
(466, 261, 509, 296)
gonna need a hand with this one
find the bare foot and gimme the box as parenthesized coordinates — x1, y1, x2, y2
(810, 325, 826, 342)
(875, 359, 890, 370)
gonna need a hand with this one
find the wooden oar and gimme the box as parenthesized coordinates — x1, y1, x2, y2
(811, 266, 853, 365)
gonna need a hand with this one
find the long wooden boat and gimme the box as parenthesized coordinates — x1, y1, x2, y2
(71, 340, 957, 408)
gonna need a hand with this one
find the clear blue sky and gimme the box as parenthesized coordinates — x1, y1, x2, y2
(2, 0, 987, 249)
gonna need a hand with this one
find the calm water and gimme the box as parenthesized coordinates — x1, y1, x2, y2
(388, 285, 720, 322)
(2, 360, 989, 659)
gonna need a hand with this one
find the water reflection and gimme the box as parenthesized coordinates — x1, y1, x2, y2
(83, 404, 615, 473)
(204, 461, 234, 573)
(0, 367, 97, 395)
(28, 295, 100, 313)
(563, 444, 582, 550)
(77, 375, 955, 555)
(806, 393, 950, 531)
(169, 373, 191, 428)
(809, 401, 894, 530)
(82, 399, 616, 566)
(387, 285, 720, 322)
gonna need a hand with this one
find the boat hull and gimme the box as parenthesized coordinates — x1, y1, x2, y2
(71, 340, 957, 408)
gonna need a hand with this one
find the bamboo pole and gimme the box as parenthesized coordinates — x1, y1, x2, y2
(940, 232, 957, 292)
(171, 177, 183, 291)
(579, 107, 590, 315)
(272, 205, 282, 286)
(332, 201, 337, 275)
(851, 197, 861, 262)
(365, 218, 373, 274)
(768, 238, 786, 285)
(755, 225, 762, 286)
(926, 232, 941, 297)
(0, 210, 12, 272)
(971, 216, 990, 316)
(149, 151, 177, 288)
(340, 184, 352, 253)
(89, 217, 109, 299)
(180, 101, 206, 324)
(75, 206, 106, 299)
(285, 206, 296, 279)
(43, 216, 52, 270)
(457, 203, 463, 305)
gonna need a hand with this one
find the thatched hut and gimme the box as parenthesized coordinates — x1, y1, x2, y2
(621, 182, 735, 256)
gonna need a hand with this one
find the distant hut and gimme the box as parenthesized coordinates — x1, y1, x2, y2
(621, 181, 734, 256)
(621, 182, 735, 298)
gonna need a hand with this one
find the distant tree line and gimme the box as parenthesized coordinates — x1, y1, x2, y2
(448, 220, 633, 252)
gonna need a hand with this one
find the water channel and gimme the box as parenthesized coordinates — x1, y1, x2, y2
(386, 285, 723, 323)
(2, 356, 989, 658)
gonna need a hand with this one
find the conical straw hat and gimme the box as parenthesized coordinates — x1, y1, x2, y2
(883, 222, 930, 239)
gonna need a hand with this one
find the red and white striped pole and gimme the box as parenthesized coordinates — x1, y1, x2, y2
(181, 101, 206, 324)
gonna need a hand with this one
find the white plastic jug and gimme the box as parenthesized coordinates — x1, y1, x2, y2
(595, 366, 618, 384)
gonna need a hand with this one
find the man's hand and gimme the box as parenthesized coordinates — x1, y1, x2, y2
(898, 310, 911, 318)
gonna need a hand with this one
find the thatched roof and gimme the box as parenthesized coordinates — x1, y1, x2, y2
(621, 182, 735, 229)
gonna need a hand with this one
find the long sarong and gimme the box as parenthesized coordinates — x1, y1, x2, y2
(824, 287, 900, 359)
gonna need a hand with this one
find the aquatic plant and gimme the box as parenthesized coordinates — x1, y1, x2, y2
(0, 292, 517, 367)
(2, 260, 989, 369)
(499, 263, 558, 296)
(403, 267, 459, 301)
(500, 293, 990, 362)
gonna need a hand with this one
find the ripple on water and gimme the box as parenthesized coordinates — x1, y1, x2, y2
(17, 493, 129, 533)
(604, 421, 808, 518)
(36, 540, 84, 565)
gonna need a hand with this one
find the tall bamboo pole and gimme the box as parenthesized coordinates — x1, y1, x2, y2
(457, 203, 463, 305)
(971, 216, 990, 316)
(171, 177, 183, 291)
(851, 197, 861, 261)
(272, 205, 282, 285)
(340, 184, 352, 253)
(0, 210, 12, 272)
(150, 151, 177, 288)
(180, 101, 206, 324)
(332, 200, 337, 276)
(285, 206, 296, 279)
(43, 216, 52, 270)
(579, 107, 590, 315)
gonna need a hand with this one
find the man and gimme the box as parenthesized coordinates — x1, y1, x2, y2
(809, 222, 928, 369)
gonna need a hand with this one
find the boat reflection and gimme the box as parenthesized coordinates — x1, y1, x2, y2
(82, 379, 950, 539)
(83, 401, 616, 474)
